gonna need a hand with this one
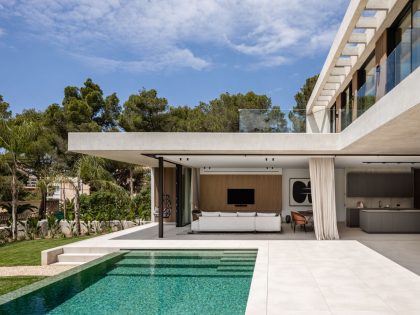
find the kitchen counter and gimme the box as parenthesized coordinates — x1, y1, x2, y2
(360, 208, 415, 211)
(360, 209, 420, 233)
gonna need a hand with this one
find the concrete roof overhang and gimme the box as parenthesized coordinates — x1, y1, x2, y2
(68, 67, 420, 168)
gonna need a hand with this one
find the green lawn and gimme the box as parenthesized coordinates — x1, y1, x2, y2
(0, 237, 91, 266)
(0, 276, 46, 295)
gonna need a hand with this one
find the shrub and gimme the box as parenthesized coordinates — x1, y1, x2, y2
(132, 185, 151, 221)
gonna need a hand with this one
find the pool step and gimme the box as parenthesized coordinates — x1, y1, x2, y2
(61, 247, 116, 254)
(57, 253, 106, 263)
(52, 262, 84, 266)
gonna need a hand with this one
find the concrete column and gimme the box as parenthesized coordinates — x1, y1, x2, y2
(158, 157, 164, 238)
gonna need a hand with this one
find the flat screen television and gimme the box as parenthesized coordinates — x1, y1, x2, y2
(227, 189, 255, 205)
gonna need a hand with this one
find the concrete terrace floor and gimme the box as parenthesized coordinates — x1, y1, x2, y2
(113, 222, 420, 276)
(56, 223, 420, 314)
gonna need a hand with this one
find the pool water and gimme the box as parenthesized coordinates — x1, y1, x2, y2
(0, 250, 257, 315)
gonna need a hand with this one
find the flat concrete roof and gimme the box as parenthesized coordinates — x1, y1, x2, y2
(68, 68, 420, 167)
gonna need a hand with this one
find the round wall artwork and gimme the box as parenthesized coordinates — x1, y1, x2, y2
(289, 178, 312, 206)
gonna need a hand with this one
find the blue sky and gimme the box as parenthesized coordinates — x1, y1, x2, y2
(0, 0, 349, 114)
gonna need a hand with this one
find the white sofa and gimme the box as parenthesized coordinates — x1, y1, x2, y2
(191, 212, 281, 232)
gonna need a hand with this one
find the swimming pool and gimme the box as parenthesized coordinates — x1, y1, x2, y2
(0, 249, 257, 315)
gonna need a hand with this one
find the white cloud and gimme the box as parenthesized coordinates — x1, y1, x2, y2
(1, 0, 349, 72)
(72, 49, 210, 72)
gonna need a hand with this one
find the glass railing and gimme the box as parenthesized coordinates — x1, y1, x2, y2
(355, 28, 419, 119)
(338, 109, 367, 131)
(239, 109, 307, 133)
(385, 31, 413, 93)
(357, 76, 377, 115)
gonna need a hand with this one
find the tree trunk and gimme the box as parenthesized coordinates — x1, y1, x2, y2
(11, 162, 18, 241)
(39, 186, 47, 219)
(62, 181, 67, 220)
(74, 177, 81, 235)
(129, 168, 134, 198)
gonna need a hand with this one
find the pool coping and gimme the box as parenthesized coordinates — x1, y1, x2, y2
(0, 251, 127, 306)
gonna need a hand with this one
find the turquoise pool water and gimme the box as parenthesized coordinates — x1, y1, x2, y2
(0, 250, 257, 315)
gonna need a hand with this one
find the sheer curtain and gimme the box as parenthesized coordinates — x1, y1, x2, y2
(309, 158, 339, 240)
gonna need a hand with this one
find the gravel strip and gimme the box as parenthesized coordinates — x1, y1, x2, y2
(0, 265, 77, 277)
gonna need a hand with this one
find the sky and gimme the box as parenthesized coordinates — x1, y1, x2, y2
(0, 0, 349, 114)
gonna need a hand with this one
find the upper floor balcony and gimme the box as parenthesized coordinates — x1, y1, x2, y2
(356, 28, 420, 119)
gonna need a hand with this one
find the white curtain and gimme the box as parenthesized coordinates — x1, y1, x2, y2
(309, 158, 339, 240)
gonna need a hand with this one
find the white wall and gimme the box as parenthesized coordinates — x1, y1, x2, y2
(282, 168, 346, 222)
(282, 169, 312, 218)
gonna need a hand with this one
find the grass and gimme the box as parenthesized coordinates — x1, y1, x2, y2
(0, 276, 46, 295)
(0, 236, 91, 266)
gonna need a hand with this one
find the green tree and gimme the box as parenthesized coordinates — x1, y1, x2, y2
(203, 92, 273, 132)
(165, 106, 207, 132)
(62, 79, 120, 132)
(59, 155, 124, 235)
(288, 75, 319, 132)
(14, 109, 57, 218)
(0, 119, 37, 240)
(0, 96, 12, 119)
(119, 88, 168, 131)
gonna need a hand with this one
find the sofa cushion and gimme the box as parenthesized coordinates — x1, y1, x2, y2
(257, 212, 277, 217)
(201, 211, 220, 217)
(237, 212, 256, 217)
(220, 212, 237, 217)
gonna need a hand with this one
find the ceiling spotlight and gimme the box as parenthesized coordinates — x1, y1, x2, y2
(186, 158, 189, 161)
(179, 158, 182, 161)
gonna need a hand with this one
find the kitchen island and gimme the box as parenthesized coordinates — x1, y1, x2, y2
(360, 209, 420, 233)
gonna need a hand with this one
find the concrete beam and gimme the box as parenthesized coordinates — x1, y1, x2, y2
(348, 32, 367, 44)
(315, 101, 329, 106)
(324, 83, 340, 90)
(366, 0, 391, 10)
(318, 95, 332, 102)
(321, 90, 336, 96)
(336, 57, 353, 67)
(327, 75, 344, 84)
(356, 16, 378, 29)
(342, 45, 361, 56)
(306, 0, 369, 114)
(331, 67, 348, 76)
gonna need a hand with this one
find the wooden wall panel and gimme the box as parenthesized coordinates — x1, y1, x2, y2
(199, 175, 282, 213)
(375, 30, 388, 65)
(153, 168, 177, 222)
(336, 94, 342, 132)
